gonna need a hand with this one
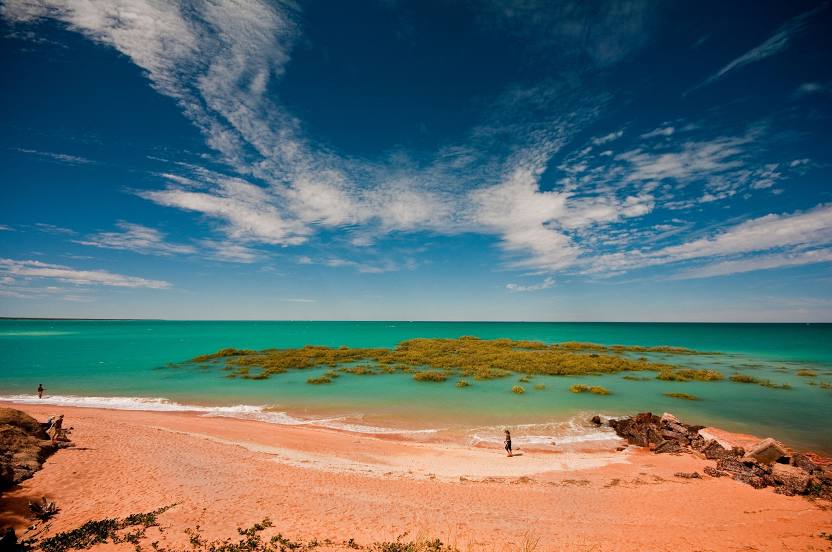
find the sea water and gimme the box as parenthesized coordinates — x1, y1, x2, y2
(1, 320, 830, 452)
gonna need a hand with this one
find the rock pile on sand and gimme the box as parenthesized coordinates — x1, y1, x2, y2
(592, 412, 832, 499)
(0, 407, 60, 491)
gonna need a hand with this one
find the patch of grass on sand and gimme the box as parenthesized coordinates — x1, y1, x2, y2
(38, 514, 459, 552)
(657, 368, 724, 382)
(512, 385, 525, 394)
(533, 383, 546, 390)
(455, 379, 470, 388)
(796, 369, 817, 377)
(187, 336, 706, 382)
(664, 392, 700, 401)
(412, 370, 448, 383)
(730, 373, 792, 389)
(306, 375, 332, 384)
(622, 375, 651, 381)
(570, 384, 610, 395)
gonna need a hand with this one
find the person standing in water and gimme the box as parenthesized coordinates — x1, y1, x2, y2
(37, 384, 44, 399)
(504, 429, 512, 457)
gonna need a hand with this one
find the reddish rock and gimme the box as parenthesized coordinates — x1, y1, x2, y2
(770, 464, 811, 495)
(655, 440, 683, 454)
(674, 471, 701, 479)
(703, 466, 728, 478)
(743, 438, 787, 465)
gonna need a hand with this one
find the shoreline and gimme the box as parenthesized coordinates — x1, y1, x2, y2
(2, 402, 831, 550)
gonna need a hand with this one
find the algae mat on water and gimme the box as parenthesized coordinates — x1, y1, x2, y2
(186, 336, 718, 382)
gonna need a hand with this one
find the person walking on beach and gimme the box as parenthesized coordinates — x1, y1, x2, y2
(504, 429, 513, 457)
(37, 384, 44, 399)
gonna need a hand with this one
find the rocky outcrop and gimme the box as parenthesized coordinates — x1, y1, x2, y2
(0, 408, 60, 491)
(601, 411, 832, 500)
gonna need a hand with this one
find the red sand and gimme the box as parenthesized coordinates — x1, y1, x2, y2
(2, 403, 830, 551)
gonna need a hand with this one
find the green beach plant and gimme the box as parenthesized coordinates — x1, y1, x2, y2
(306, 375, 332, 385)
(455, 379, 470, 388)
(512, 385, 525, 394)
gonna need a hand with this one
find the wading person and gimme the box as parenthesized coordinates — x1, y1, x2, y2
(504, 429, 512, 457)
(37, 384, 44, 399)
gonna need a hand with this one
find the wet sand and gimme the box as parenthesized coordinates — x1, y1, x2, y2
(2, 403, 830, 551)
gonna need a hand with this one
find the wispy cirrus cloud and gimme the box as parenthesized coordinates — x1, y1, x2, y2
(14, 147, 95, 165)
(671, 249, 832, 280)
(685, 3, 828, 96)
(75, 222, 196, 256)
(584, 203, 832, 278)
(0, 258, 171, 288)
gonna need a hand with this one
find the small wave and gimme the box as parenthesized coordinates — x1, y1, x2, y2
(0, 331, 78, 336)
(0, 394, 439, 436)
(468, 413, 621, 447)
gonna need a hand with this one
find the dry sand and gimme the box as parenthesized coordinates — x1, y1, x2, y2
(2, 402, 830, 551)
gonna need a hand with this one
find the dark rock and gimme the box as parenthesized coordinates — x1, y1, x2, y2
(733, 473, 768, 489)
(703, 466, 728, 478)
(661, 429, 689, 444)
(646, 427, 664, 445)
(590, 415, 602, 426)
(769, 464, 811, 495)
(702, 440, 731, 460)
(0, 408, 60, 491)
(674, 471, 701, 479)
(654, 440, 682, 454)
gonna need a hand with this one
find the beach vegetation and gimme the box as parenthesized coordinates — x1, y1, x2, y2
(622, 375, 651, 381)
(569, 384, 610, 395)
(455, 379, 470, 388)
(187, 337, 703, 383)
(730, 373, 792, 389)
(306, 375, 332, 385)
(512, 385, 525, 394)
(533, 383, 545, 390)
(664, 392, 700, 400)
(518, 375, 531, 383)
(38, 505, 175, 552)
(796, 369, 817, 377)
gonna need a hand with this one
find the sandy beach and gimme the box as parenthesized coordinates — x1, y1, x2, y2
(1, 402, 830, 551)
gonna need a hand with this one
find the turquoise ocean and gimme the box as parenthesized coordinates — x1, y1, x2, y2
(1, 320, 830, 453)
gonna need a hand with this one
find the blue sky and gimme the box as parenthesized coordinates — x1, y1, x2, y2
(1, 0, 831, 321)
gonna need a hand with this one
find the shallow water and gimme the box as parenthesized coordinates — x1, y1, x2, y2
(1, 320, 830, 452)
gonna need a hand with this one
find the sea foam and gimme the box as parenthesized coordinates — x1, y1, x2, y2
(0, 394, 439, 435)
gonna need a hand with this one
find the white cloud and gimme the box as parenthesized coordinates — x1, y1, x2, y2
(672, 249, 832, 280)
(35, 223, 77, 236)
(200, 240, 260, 264)
(686, 5, 826, 95)
(15, 148, 94, 165)
(660, 204, 832, 260)
(75, 222, 195, 256)
(592, 130, 624, 145)
(506, 276, 555, 293)
(584, 203, 832, 277)
(0, 258, 171, 288)
(640, 126, 674, 139)
(0, 224, 14, 231)
(470, 168, 578, 271)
